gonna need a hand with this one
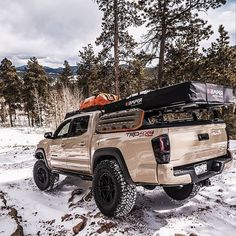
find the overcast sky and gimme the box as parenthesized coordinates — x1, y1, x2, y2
(0, 0, 235, 68)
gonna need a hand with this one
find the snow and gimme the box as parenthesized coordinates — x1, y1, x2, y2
(0, 127, 236, 235)
(0, 216, 16, 236)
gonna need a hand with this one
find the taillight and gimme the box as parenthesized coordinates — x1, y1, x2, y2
(151, 134, 170, 164)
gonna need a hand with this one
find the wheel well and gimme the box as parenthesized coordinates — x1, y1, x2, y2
(93, 155, 116, 170)
(35, 148, 50, 169)
(92, 148, 134, 184)
(35, 151, 44, 159)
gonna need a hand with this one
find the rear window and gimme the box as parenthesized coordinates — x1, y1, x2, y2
(70, 116, 90, 137)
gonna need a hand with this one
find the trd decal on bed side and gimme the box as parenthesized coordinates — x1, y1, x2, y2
(126, 130, 154, 138)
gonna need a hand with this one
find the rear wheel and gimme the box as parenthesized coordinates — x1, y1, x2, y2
(163, 184, 200, 201)
(33, 160, 58, 191)
(143, 185, 156, 190)
(93, 160, 136, 217)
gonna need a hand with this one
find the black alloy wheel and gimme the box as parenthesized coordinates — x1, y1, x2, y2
(98, 173, 117, 206)
(33, 160, 56, 191)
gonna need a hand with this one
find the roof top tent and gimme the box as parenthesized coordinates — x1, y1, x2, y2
(104, 81, 235, 114)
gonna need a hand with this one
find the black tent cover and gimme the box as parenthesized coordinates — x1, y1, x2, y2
(104, 81, 235, 113)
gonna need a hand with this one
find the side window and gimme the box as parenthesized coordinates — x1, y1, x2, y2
(70, 116, 90, 137)
(54, 120, 71, 138)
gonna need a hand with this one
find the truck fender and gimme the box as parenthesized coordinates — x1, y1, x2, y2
(92, 147, 134, 185)
(34, 148, 50, 169)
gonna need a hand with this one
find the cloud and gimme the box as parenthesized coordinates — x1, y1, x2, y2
(0, 0, 235, 68)
(199, 1, 236, 48)
(0, 0, 102, 67)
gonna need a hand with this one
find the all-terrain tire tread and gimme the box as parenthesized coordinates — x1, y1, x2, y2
(33, 160, 57, 191)
(93, 160, 136, 217)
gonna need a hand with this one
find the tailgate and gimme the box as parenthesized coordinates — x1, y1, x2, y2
(169, 122, 228, 167)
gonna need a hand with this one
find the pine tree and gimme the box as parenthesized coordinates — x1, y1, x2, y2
(201, 25, 236, 86)
(0, 58, 21, 127)
(95, 0, 141, 96)
(59, 60, 73, 88)
(123, 51, 153, 95)
(77, 44, 99, 97)
(198, 25, 236, 139)
(139, 0, 226, 87)
(164, 18, 213, 84)
(22, 57, 50, 126)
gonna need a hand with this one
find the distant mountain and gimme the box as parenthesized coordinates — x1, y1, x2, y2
(16, 65, 77, 75)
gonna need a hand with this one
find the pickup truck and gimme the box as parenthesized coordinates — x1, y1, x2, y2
(33, 107, 233, 217)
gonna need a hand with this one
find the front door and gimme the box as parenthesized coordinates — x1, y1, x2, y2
(62, 115, 91, 173)
(49, 119, 71, 170)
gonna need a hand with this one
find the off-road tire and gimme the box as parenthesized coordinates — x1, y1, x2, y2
(143, 185, 156, 190)
(93, 160, 136, 217)
(163, 184, 200, 201)
(33, 160, 58, 191)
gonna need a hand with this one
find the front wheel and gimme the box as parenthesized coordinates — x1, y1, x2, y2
(93, 160, 136, 217)
(163, 184, 200, 201)
(33, 160, 58, 191)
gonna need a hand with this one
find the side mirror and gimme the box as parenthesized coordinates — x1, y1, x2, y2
(44, 132, 53, 139)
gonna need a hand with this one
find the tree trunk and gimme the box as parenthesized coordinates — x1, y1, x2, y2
(27, 112, 31, 126)
(8, 103, 13, 127)
(34, 87, 42, 127)
(31, 116, 34, 127)
(157, 1, 167, 88)
(114, 0, 120, 97)
(0, 102, 6, 123)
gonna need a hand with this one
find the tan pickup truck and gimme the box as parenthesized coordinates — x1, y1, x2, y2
(33, 107, 233, 217)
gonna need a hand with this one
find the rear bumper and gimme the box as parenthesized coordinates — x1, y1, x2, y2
(158, 152, 233, 186)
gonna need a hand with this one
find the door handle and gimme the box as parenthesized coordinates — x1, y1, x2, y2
(198, 133, 209, 141)
(79, 141, 86, 147)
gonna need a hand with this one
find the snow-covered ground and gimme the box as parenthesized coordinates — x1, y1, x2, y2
(0, 127, 236, 236)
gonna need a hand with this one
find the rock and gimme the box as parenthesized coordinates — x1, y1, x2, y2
(8, 208, 18, 219)
(68, 203, 76, 208)
(46, 219, 55, 225)
(83, 190, 92, 202)
(0, 191, 7, 206)
(72, 216, 87, 235)
(61, 214, 72, 222)
(68, 189, 83, 203)
(11, 225, 24, 236)
(216, 199, 222, 203)
(94, 212, 102, 218)
(189, 234, 198, 236)
(175, 234, 186, 236)
(97, 222, 117, 234)
(218, 188, 224, 192)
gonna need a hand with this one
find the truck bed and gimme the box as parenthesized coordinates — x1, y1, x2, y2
(94, 119, 230, 185)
